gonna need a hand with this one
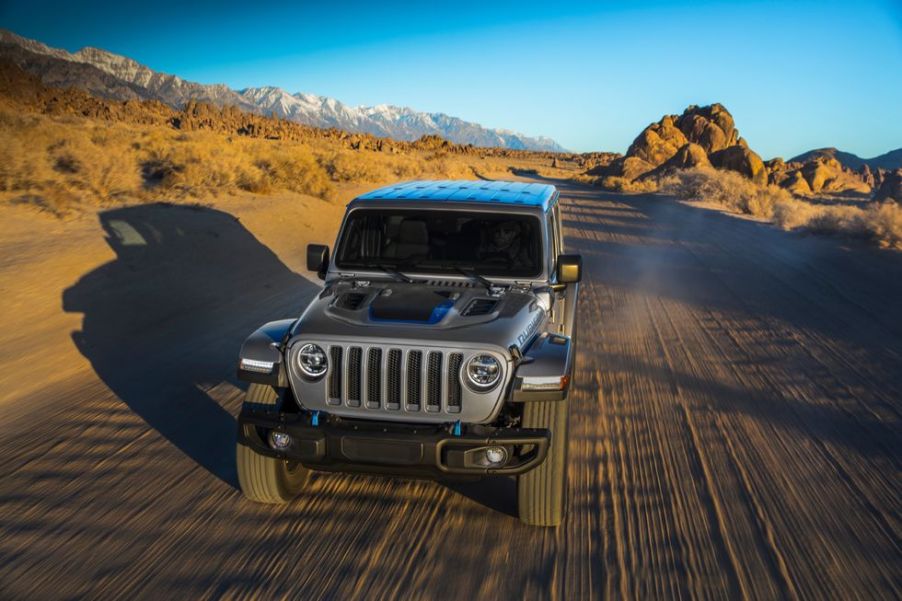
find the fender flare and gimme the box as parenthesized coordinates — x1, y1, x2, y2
(236, 319, 295, 386)
(511, 332, 573, 402)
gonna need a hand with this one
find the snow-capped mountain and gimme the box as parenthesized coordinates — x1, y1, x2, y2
(238, 86, 566, 149)
(0, 29, 567, 151)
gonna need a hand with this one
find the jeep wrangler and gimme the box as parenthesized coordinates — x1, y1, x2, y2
(235, 180, 581, 526)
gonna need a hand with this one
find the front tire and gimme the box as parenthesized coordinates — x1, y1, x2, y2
(236, 383, 310, 503)
(517, 395, 571, 526)
(518, 288, 578, 526)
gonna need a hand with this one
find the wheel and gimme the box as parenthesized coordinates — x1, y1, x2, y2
(517, 289, 578, 527)
(236, 383, 310, 503)
(517, 395, 571, 526)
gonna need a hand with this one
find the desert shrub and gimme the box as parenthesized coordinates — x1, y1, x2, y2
(252, 146, 333, 198)
(863, 201, 902, 249)
(662, 168, 792, 219)
(0, 108, 141, 206)
(137, 131, 333, 198)
(600, 176, 662, 193)
(317, 149, 397, 183)
(661, 166, 902, 249)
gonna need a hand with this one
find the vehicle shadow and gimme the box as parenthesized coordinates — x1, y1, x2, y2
(442, 476, 518, 517)
(62, 203, 316, 489)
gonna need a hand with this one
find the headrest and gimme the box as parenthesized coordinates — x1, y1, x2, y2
(399, 219, 428, 245)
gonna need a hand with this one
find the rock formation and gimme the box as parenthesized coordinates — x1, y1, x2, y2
(874, 169, 902, 202)
(597, 104, 766, 184)
(593, 103, 875, 196)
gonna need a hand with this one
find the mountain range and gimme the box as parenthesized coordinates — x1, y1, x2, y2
(788, 147, 902, 171)
(0, 29, 566, 152)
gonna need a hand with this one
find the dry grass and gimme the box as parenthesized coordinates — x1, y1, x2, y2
(0, 105, 503, 216)
(661, 168, 902, 249)
(598, 176, 662, 194)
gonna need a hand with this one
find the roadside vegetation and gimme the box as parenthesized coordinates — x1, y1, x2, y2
(0, 106, 501, 216)
(660, 168, 902, 249)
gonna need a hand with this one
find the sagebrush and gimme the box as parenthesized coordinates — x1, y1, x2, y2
(661, 168, 901, 249)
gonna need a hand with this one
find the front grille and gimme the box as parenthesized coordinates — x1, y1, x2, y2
(327, 345, 465, 414)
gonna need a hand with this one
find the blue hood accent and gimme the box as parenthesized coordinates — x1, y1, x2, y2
(369, 300, 454, 325)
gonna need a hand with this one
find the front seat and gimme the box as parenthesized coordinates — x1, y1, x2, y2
(384, 219, 429, 260)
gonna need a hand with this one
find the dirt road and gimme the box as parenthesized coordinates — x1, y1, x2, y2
(1, 182, 900, 599)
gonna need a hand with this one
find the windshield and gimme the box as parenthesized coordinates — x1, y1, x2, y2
(335, 208, 544, 278)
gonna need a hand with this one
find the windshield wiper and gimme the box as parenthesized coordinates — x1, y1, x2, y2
(375, 263, 415, 284)
(454, 266, 494, 291)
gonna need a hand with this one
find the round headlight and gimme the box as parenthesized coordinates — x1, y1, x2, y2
(465, 354, 501, 390)
(297, 343, 328, 378)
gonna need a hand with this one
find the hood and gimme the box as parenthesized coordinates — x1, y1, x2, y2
(290, 278, 549, 352)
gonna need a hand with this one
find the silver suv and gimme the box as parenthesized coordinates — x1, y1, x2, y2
(235, 180, 582, 526)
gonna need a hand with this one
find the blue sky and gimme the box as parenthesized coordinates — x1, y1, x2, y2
(2, 0, 901, 157)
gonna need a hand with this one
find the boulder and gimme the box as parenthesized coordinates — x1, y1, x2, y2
(608, 156, 655, 180)
(782, 171, 813, 195)
(874, 169, 902, 202)
(625, 116, 688, 166)
(859, 164, 875, 188)
(637, 143, 712, 181)
(709, 145, 767, 185)
(663, 143, 712, 169)
(675, 103, 737, 153)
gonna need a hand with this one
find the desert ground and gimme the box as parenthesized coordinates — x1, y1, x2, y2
(0, 178, 900, 599)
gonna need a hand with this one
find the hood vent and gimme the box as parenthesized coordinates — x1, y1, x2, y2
(335, 292, 368, 310)
(462, 298, 499, 316)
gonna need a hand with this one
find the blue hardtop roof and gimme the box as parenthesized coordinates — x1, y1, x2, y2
(353, 180, 558, 211)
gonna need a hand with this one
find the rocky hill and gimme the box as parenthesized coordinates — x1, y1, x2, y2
(594, 103, 768, 183)
(789, 147, 902, 171)
(0, 29, 566, 152)
(592, 103, 891, 199)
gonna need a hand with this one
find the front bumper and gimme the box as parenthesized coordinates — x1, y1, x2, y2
(238, 408, 550, 478)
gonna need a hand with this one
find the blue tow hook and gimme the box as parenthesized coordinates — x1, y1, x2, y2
(452, 421, 462, 437)
(311, 411, 320, 427)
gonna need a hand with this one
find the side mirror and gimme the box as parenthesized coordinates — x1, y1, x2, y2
(307, 244, 330, 279)
(556, 254, 582, 284)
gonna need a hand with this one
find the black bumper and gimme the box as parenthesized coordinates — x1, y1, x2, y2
(238, 409, 550, 478)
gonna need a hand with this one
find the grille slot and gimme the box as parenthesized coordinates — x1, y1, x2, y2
(426, 352, 442, 412)
(387, 349, 402, 409)
(328, 346, 343, 404)
(463, 298, 498, 316)
(347, 347, 362, 407)
(406, 351, 422, 409)
(447, 353, 463, 412)
(366, 348, 382, 408)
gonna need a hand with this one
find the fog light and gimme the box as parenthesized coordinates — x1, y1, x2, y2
(477, 447, 507, 467)
(484, 446, 507, 465)
(269, 431, 292, 450)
